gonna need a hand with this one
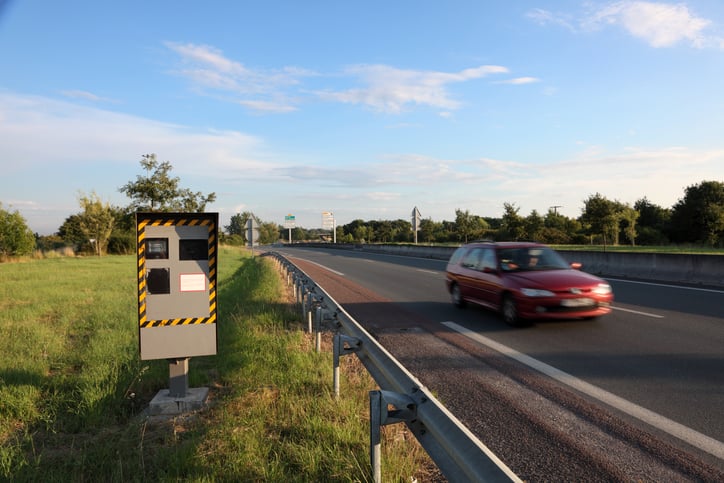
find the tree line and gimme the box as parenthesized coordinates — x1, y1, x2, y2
(251, 183, 724, 249)
(2, 155, 724, 258)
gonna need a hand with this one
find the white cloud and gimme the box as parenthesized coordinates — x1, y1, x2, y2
(497, 77, 541, 85)
(164, 42, 536, 115)
(317, 64, 510, 113)
(530, 1, 720, 49)
(165, 41, 313, 112)
(0, 91, 266, 173)
(237, 99, 298, 113)
(588, 1, 711, 48)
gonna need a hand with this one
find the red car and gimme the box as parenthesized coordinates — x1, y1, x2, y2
(445, 241, 613, 326)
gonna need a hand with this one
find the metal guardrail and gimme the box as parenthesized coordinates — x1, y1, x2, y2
(264, 252, 521, 483)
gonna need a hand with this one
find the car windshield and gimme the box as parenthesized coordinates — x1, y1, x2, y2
(498, 247, 570, 272)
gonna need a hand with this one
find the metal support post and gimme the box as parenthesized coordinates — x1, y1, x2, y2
(369, 390, 418, 483)
(333, 334, 361, 398)
(307, 305, 313, 333)
(306, 292, 315, 333)
(301, 288, 308, 321)
(315, 306, 323, 352)
(168, 358, 190, 398)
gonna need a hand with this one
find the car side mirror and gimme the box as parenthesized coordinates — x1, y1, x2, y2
(570, 262, 582, 270)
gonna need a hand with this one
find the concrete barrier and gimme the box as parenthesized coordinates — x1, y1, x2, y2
(294, 243, 724, 288)
(558, 250, 724, 287)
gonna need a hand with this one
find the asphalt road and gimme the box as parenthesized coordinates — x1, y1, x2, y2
(272, 245, 724, 477)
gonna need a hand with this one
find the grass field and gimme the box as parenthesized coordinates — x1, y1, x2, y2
(0, 247, 431, 482)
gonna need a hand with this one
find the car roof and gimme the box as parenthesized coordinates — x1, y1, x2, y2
(463, 241, 544, 249)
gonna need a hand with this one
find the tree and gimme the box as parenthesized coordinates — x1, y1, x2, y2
(119, 154, 216, 212)
(539, 209, 573, 244)
(225, 211, 257, 245)
(391, 219, 413, 243)
(580, 193, 620, 246)
(107, 206, 136, 255)
(420, 218, 443, 243)
(77, 192, 115, 256)
(669, 181, 724, 246)
(58, 214, 87, 250)
(500, 203, 526, 241)
(525, 209, 544, 242)
(373, 220, 394, 242)
(225, 213, 246, 237)
(455, 209, 474, 243)
(291, 227, 306, 242)
(619, 204, 639, 246)
(259, 222, 281, 244)
(634, 197, 670, 245)
(0, 203, 35, 257)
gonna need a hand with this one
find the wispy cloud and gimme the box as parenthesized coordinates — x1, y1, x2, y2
(164, 42, 538, 115)
(529, 1, 721, 49)
(316, 64, 510, 113)
(527, 8, 576, 31)
(60, 90, 117, 103)
(237, 99, 298, 113)
(0, 91, 267, 174)
(497, 77, 541, 85)
(165, 41, 314, 112)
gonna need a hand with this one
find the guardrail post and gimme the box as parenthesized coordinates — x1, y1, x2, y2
(333, 334, 360, 398)
(369, 390, 417, 483)
(306, 291, 315, 334)
(301, 286, 311, 322)
(315, 305, 323, 352)
(370, 390, 383, 483)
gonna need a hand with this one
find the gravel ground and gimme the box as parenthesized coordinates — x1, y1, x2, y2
(290, 256, 724, 482)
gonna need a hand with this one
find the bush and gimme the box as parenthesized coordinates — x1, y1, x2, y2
(107, 232, 135, 255)
(0, 205, 35, 257)
(223, 234, 245, 246)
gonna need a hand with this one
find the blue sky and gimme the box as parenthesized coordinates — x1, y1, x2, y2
(2, 1, 724, 235)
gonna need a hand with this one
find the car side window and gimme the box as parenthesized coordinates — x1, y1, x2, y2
(479, 248, 496, 271)
(460, 249, 480, 269)
(448, 247, 466, 266)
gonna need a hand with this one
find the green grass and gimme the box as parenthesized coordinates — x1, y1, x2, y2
(0, 248, 430, 482)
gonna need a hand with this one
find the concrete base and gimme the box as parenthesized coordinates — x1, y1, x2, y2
(148, 387, 209, 416)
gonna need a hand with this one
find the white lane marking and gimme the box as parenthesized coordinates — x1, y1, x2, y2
(442, 321, 724, 460)
(294, 258, 344, 276)
(607, 278, 724, 294)
(611, 306, 664, 318)
(416, 269, 440, 275)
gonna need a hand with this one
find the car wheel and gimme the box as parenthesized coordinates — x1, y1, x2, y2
(451, 283, 465, 308)
(501, 294, 522, 326)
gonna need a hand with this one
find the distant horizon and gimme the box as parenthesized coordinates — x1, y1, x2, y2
(19, 178, 716, 237)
